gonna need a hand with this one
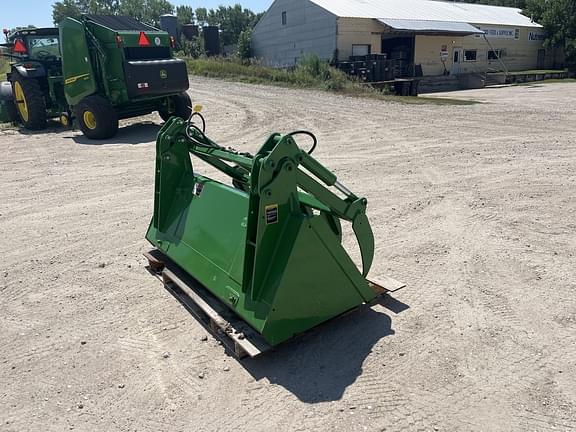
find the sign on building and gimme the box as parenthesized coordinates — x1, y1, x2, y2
(528, 31, 545, 42)
(440, 45, 449, 60)
(480, 27, 519, 39)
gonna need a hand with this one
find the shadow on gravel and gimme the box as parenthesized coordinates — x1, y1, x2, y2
(7, 120, 63, 135)
(242, 295, 408, 403)
(70, 122, 161, 146)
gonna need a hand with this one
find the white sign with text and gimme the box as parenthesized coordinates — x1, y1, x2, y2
(480, 27, 519, 39)
(528, 31, 546, 42)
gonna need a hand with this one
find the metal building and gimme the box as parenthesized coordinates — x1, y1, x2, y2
(252, 0, 553, 76)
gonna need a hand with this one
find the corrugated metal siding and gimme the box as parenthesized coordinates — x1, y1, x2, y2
(379, 18, 485, 34)
(252, 0, 337, 67)
(311, 0, 541, 28)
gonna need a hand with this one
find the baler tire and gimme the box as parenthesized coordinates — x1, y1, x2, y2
(10, 75, 47, 130)
(5, 100, 18, 123)
(159, 92, 192, 122)
(75, 95, 119, 140)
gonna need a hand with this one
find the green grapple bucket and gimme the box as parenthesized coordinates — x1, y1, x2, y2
(146, 118, 401, 353)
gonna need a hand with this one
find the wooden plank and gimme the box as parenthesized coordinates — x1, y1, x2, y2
(144, 249, 270, 358)
(162, 280, 250, 359)
(367, 275, 406, 294)
(144, 250, 165, 272)
(144, 249, 405, 358)
(162, 267, 270, 358)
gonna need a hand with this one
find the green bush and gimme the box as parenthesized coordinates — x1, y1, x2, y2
(183, 55, 473, 105)
(185, 54, 361, 91)
(176, 35, 205, 59)
(0, 56, 10, 80)
(237, 29, 252, 61)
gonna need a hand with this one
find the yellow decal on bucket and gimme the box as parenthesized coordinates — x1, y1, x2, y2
(65, 73, 90, 85)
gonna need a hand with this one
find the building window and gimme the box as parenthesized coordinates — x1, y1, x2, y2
(352, 44, 371, 56)
(487, 49, 501, 60)
(281, 11, 287, 25)
(464, 50, 477, 62)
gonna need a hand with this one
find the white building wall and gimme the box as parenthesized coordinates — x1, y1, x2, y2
(466, 25, 547, 71)
(253, 1, 551, 74)
(336, 17, 385, 60)
(252, 0, 337, 67)
(414, 25, 548, 76)
(335, 18, 548, 76)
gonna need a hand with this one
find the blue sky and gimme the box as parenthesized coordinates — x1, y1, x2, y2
(3, 1, 272, 30)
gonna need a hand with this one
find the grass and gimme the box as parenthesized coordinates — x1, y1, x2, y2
(507, 69, 568, 75)
(185, 56, 477, 105)
(0, 57, 9, 80)
(516, 78, 576, 86)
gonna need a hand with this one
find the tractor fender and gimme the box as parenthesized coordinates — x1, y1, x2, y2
(0, 81, 13, 101)
(13, 63, 47, 79)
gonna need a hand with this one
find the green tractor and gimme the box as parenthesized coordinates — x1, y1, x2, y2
(0, 15, 191, 139)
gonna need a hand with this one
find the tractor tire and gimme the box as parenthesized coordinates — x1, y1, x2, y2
(159, 92, 192, 122)
(0, 82, 18, 123)
(10, 75, 47, 130)
(5, 101, 18, 123)
(75, 95, 119, 140)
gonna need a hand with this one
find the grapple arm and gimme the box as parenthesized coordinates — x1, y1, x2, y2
(181, 121, 375, 276)
(295, 152, 374, 276)
(162, 120, 374, 277)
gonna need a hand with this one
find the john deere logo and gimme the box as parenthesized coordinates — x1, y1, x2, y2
(160, 70, 168, 79)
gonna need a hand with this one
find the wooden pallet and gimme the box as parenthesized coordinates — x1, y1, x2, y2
(144, 249, 271, 359)
(144, 249, 405, 359)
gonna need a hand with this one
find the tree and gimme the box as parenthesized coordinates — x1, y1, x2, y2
(54, 0, 173, 26)
(206, 8, 220, 26)
(86, 0, 120, 14)
(119, 0, 173, 26)
(52, 0, 118, 24)
(52, 0, 84, 24)
(178, 34, 204, 58)
(146, 0, 174, 26)
(117, 0, 141, 19)
(525, 0, 576, 66)
(51, 0, 264, 57)
(176, 5, 194, 25)
(205, 5, 260, 46)
(195, 8, 208, 26)
(237, 28, 252, 60)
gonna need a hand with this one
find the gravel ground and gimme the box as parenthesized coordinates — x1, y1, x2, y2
(1, 78, 575, 432)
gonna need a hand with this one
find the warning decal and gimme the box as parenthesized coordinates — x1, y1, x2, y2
(265, 204, 279, 225)
(194, 183, 204, 197)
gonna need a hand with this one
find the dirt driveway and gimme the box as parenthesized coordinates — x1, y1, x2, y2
(1, 79, 575, 432)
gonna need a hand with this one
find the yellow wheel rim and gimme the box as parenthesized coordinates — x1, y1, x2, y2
(60, 114, 69, 127)
(83, 111, 97, 130)
(14, 81, 29, 122)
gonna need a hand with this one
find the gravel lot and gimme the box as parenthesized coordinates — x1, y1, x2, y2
(1, 79, 575, 432)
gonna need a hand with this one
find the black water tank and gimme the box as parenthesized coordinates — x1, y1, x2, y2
(181, 24, 199, 40)
(203, 26, 220, 56)
(160, 14, 178, 40)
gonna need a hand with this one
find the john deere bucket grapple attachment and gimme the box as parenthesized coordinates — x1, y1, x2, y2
(145, 116, 404, 357)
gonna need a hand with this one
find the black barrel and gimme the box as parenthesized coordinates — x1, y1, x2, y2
(181, 24, 199, 40)
(203, 26, 220, 56)
(159, 14, 178, 40)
